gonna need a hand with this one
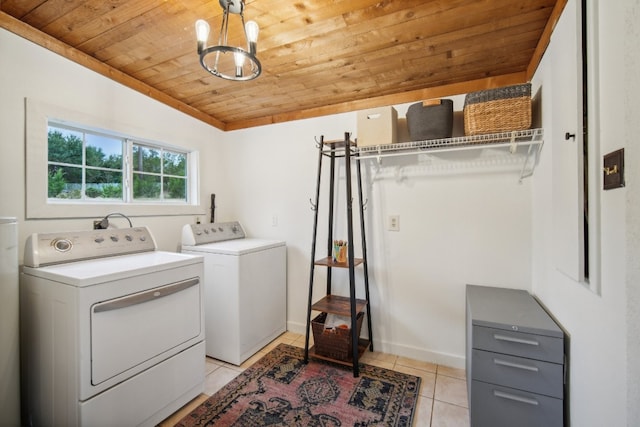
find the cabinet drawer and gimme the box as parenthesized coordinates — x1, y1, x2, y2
(472, 349, 563, 398)
(470, 380, 563, 427)
(472, 325, 563, 363)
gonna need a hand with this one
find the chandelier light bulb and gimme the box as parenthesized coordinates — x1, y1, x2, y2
(245, 20, 259, 55)
(195, 19, 210, 42)
(245, 21, 259, 43)
(234, 51, 246, 67)
(234, 51, 245, 78)
(195, 19, 210, 54)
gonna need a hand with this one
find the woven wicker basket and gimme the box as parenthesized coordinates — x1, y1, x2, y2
(312, 312, 364, 361)
(463, 83, 532, 136)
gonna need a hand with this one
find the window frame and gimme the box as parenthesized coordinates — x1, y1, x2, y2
(27, 98, 201, 219)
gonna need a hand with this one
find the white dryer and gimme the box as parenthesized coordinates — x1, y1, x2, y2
(21, 227, 205, 427)
(181, 221, 286, 365)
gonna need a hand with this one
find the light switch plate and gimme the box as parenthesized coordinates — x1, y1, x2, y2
(603, 148, 625, 190)
(388, 215, 399, 231)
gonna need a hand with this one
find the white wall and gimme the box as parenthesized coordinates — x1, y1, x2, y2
(625, 1, 640, 425)
(221, 102, 534, 368)
(531, 0, 637, 425)
(0, 22, 535, 372)
(4, 1, 638, 421)
(0, 28, 227, 257)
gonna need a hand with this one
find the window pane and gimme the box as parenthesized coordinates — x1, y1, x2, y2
(133, 145, 161, 173)
(163, 176, 186, 201)
(44, 120, 194, 208)
(48, 127, 82, 165)
(86, 169, 123, 199)
(163, 151, 187, 177)
(86, 134, 123, 169)
(48, 165, 82, 199)
(133, 173, 161, 200)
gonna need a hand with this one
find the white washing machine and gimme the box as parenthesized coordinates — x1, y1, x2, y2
(21, 227, 205, 427)
(181, 221, 286, 365)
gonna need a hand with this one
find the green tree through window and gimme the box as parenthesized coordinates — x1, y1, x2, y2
(47, 123, 189, 204)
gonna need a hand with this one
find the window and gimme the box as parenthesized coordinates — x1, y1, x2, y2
(27, 98, 201, 219)
(47, 123, 189, 204)
(132, 144, 187, 202)
(48, 124, 124, 201)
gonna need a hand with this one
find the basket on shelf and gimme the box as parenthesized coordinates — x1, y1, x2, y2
(311, 311, 364, 361)
(406, 98, 454, 141)
(463, 83, 532, 136)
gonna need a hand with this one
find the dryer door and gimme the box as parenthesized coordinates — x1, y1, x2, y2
(90, 277, 201, 385)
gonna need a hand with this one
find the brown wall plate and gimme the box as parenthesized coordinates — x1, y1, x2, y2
(603, 148, 625, 190)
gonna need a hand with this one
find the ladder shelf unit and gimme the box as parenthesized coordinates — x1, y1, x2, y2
(304, 132, 373, 377)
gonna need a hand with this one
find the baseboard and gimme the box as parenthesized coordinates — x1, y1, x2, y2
(287, 320, 465, 369)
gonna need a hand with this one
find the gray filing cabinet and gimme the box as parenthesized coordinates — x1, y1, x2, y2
(466, 284, 565, 427)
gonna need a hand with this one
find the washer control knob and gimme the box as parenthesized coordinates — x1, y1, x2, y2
(203, 228, 209, 234)
(125, 235, 133, 242)
(231, 225, 239, 233)
(52, 238, 72, 252)
(211, 227, 217, 233)
(95, 237, 105, 244)
(218, 227, 223, 232)
(110, 235, 119, 242)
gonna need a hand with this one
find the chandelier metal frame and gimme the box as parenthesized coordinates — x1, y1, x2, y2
(196, 0, 261, 81)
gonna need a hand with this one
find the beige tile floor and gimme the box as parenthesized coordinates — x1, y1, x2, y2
(159, 332, 470, 427)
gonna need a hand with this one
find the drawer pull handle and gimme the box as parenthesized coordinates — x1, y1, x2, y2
(493, 358, 539, 372)
(494, 334, 539, 346)
(493, 390, 539, 406)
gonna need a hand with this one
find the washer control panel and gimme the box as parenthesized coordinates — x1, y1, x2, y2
(181, 221, 245, 246)
(24, 227, 157, 267)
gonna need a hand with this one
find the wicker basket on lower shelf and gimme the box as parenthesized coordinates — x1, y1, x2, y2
(464, 83, 532, 136)
(312, 312, 364, 361)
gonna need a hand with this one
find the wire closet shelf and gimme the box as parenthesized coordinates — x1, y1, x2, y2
(355, 128, 544, 182)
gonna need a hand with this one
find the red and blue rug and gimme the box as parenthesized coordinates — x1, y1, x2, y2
(177, 343, 421, 426)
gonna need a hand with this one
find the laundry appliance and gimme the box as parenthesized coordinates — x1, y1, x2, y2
(181, 221, 286, 365)
(20, 227, 204, 427)
(0, 217, 20, 426)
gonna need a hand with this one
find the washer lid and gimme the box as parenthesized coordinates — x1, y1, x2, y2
(182, 238, 285, 255)
(22, 251, 203, 287)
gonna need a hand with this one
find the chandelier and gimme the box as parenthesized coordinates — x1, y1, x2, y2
(195, 0, 261, 81)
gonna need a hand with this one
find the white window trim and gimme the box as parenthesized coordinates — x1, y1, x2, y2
(26, 98, 201, 219)
(583, 0, 601, 295)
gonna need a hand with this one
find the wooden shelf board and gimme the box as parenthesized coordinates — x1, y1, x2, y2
(312, 294, 367, 316)
(315, 256, 363, 268)
(322, 139, 355, 147)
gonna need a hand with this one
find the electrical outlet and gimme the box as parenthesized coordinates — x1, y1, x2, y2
(388, 215, 399, 231)
(271, 215, 278, 227)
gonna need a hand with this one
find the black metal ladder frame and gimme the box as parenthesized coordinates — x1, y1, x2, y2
(304, 132, 373, 377)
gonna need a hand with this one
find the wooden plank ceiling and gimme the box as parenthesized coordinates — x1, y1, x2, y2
(0, 0, 566, 131)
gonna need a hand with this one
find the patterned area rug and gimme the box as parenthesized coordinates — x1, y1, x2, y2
(177, 343, 421, 426)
